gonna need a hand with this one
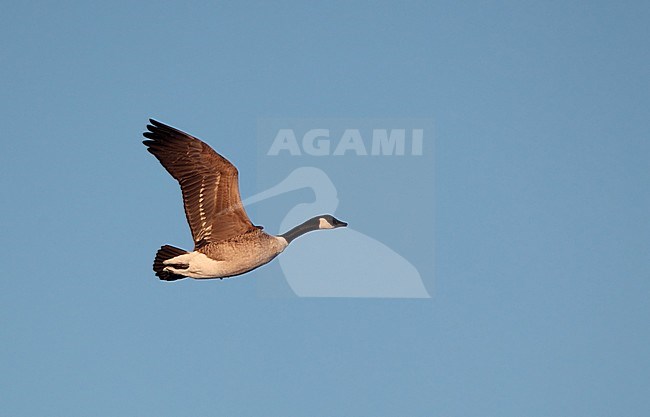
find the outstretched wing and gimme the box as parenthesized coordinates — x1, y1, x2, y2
(143, 119, 256, 247)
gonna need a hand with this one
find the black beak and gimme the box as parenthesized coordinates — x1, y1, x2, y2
(334, 218, 348, 227)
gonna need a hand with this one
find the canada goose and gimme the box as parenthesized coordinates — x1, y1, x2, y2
(143, 119, 347, 281)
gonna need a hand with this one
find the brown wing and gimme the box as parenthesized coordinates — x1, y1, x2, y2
(143, 119, 256, 247)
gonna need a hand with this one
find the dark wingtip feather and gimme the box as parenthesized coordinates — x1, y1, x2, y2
(143, 119, 197, 144)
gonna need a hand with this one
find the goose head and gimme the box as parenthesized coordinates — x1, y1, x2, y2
(316, 214, 348, 229)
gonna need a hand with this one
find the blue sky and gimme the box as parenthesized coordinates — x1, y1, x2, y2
(1, 1, 649, 416)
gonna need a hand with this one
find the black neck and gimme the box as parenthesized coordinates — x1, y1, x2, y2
(279, 217, 320, 244)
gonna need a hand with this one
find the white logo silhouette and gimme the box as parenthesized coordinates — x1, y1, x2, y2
(244, 167, 430, 298)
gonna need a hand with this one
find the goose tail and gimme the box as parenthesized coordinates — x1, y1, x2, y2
(153, 245, 189, 281)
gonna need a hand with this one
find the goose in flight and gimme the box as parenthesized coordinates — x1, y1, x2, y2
(142, 119, 347, 281)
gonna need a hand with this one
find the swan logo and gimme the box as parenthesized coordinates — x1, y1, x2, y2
(252, 118, 434, 298)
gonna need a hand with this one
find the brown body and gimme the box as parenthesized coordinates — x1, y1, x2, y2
(195, 228, 288, 278)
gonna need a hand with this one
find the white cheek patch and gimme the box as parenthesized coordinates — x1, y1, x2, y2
(319, 218, 334, 229)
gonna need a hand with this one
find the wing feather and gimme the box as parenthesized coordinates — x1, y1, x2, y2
(143, 119, 256, 247)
